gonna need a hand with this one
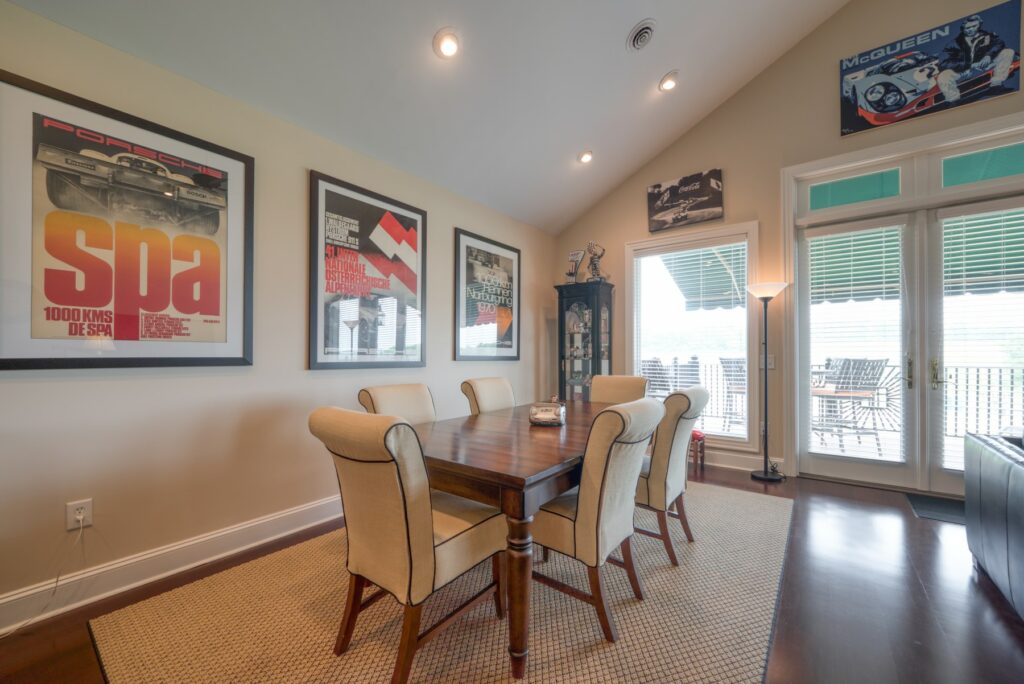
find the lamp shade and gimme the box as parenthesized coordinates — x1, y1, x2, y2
(747, 282, 788, 300)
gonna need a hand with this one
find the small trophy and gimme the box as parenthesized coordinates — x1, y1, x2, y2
(566, 250, 584, 283)
(586, 241, 607, 281)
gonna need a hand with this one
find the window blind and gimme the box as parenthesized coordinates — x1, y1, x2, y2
(658, 243, 747, 311)
(806, 226, 905, 463)
(808, 227, 902, 303)
(940, 208, 1024, 470)
(634, 241, 748, 438)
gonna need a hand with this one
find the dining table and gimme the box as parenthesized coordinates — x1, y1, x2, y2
(412, 400, 609, 679)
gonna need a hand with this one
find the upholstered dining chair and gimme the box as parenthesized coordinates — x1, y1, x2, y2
(357, 383, 436, 425)
(590, 374, 648, 404)
(635, 387, 710, 565)
(531, 398, 664, 643)
(461, 377, 516, 415)
(308, 407, 508, 684)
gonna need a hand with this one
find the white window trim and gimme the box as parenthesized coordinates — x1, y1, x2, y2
(624, 220, 761, 455)
(794, 111, 1024, 228)
(782, 110, 1024, 478)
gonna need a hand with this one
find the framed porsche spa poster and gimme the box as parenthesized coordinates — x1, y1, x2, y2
(0, 71, 254, 369)
(840, 0, 1021, 136)
(308, 171, 426, 369)
(454, 228, 520, 361)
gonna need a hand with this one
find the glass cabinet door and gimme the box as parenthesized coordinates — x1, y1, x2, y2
(563, 300, 593, 400)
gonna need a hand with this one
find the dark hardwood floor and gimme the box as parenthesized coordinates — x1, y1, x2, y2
(2, 467, 1023, 683)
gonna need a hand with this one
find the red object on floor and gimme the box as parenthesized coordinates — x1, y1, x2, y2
(690, 430, 706, 471)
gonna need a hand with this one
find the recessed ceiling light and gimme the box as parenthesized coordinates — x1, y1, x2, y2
(577, 150, 593, 164)
(433, 28, 459, 58)
(659, 70, 679, 92)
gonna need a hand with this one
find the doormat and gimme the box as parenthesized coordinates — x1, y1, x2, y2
(906, 493, 965, 524)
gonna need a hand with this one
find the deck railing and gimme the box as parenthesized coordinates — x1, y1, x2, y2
(639, 357, 1024, 462)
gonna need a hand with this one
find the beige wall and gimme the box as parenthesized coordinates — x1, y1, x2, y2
(0, 2, 555, 595)
(555, 0, 1023, 465)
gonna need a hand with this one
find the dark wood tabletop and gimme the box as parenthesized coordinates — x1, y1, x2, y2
(414, 401, 609, 488)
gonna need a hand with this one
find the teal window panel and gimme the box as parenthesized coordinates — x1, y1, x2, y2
(943, 143, 1024, 188)
(809, 168, 900, 211)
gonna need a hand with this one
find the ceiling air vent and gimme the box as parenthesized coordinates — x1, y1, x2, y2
(626, 19, 656, 52)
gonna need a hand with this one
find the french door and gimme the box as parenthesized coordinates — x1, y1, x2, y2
(797, 197, 1024, 494)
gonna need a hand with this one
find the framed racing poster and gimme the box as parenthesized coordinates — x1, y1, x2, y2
(308, 170, 426, 369)
(840, 0, 1021, 136)
(647, 168, 724, 232)
(454, 228, 520, 361)
(0, 70, 254, 369)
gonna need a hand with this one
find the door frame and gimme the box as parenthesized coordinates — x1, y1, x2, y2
(782, 110, 1024, 483)
(923, 195, 1024, 495)
(796, 214, 921, 489)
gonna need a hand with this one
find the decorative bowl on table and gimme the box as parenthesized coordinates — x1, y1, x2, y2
(529, 402, 566, 426)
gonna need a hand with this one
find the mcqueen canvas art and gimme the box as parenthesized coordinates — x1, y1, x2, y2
(840, 0, 1021, 135)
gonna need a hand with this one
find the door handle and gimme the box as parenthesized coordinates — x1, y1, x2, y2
(930, 358, 945, 390)
(903, 356, 913, 389)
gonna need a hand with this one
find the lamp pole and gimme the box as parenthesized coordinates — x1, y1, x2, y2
(747, 282, 787, 483)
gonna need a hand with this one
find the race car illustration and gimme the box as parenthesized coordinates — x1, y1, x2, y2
(35, 143, 226, 235)
(843, 50, 1020, 127)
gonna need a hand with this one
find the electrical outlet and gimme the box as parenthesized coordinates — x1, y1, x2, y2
(66, 498, 93, 531)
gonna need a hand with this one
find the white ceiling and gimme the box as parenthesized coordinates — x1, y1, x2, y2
(14, 0, 847, 233)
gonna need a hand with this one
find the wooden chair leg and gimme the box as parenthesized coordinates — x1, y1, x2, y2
(334, 574, 367, 655)
(542, 546, 550, 562)
(391, 603, 423, 684)
(656, 510, 679, 566)
(586, 565, 618, 643)
(620, 537, 644, 600)
(675, 494, 695, 542)
(491, 553, 506, 618)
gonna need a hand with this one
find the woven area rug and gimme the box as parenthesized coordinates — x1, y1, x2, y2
(90, 483, 793, 683)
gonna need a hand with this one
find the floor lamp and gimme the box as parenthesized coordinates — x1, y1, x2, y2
(747, 282, 788, 483)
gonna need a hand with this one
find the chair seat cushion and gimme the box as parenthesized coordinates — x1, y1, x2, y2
(533, 487, 579, 559)
(431, 490, 501, 544)
(430, 490, 507, 592)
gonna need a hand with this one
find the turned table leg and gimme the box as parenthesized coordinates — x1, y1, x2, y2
(506, 515, 534, 679)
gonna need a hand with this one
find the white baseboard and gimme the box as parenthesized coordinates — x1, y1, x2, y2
(0, 495, 342, 636)
(704, 448, 783, 472)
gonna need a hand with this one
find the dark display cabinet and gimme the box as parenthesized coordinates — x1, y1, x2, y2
(556, 281, 613, 401)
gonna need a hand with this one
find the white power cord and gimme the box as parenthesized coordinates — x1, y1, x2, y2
(0, 514, 85, 640)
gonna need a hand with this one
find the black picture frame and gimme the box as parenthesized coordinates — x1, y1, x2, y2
(0, 70, 254, 370)
(453, 228, 521, 361)
(308, 170, 427, 370)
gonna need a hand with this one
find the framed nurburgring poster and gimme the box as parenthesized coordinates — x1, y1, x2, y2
(454, 228, 520, 361)
(308, 170, 427, 369)
(0, 70, 254, 369)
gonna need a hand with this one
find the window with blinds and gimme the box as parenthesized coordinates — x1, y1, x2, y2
(806, 226, 905, 462)
(940, 207, 1024, 470)
(633, 241, 748, 438)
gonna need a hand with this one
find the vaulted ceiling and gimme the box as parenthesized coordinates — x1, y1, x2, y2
(15, 0, 848, 233)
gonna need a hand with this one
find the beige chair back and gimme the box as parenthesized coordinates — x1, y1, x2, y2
(590, 375, 648, 404)
(308, 407, 435, 605)
(358, 383, 436, 425)
(575, 398, 664, 566)
(643, 387, 710, 510)
(461, 377, 516, 415)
